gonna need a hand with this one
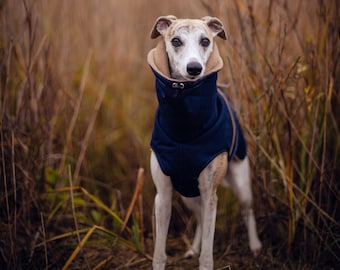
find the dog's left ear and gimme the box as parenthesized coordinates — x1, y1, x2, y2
(202, 16, 227, 40)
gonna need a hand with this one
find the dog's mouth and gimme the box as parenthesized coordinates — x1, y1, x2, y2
(185, 73, 204, 81)
(170, 71, 202, 81)
(173, 73, 204, 82)
(187, 74, 202, 80)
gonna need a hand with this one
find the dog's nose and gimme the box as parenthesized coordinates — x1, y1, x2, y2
(187, 62, 202, 76)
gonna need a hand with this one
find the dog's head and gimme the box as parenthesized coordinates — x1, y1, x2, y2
(150, 15, 226, 80)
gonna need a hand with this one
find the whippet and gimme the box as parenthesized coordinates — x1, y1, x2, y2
(147, 15, 262, 270)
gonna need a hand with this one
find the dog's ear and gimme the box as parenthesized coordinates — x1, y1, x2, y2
(202, 16, 227, 40)
(150, 15, 177, 39)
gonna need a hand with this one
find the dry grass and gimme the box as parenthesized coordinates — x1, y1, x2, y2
(1, 0, 339, 269)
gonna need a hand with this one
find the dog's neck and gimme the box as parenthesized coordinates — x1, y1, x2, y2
(151, 68, 220, 142)
(151, 67, 218, 92)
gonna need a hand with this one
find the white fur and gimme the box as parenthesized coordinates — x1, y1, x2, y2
(150, 16, 262, 270)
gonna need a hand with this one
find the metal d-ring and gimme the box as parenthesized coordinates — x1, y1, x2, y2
(172, 82, 185, 90)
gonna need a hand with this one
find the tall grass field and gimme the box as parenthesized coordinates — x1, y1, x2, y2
(1, 0, 339, 269)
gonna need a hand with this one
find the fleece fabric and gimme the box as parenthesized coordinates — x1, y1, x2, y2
(148, 41, 246, 197)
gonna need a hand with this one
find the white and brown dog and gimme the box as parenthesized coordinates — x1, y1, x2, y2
(147, 15, 262, 270)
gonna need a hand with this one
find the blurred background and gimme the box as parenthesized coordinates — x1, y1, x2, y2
(1, 0, 339, 269)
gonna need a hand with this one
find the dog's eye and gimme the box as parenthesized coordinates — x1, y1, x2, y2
(200, 38, 210, 47)
(171, 37, 183, 47)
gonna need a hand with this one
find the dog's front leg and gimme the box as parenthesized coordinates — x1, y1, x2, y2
(198, 153, 227, 270)
(151, 151, 173, 270)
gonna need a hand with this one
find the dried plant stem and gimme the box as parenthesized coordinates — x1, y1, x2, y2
(68, 166, 90, 270)
(40, 212, 48, 270)
(138, 188, 145, 247)
(62, 225, 96, 270)
(59, 53, 92, 175)
(120, 168, 144, 234)
(11, 132, 17, 262)
(1, 124, 14, 264)
(73, 84, 106, 185)
(68, 166, 81, 251)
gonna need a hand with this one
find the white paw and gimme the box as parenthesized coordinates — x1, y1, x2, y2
(199, 259, 213, 270)
(152, 262, 166, 270)
(250, 239, 262, 257)
(184, 248, 198, 258)
(152, 256, 166, 270)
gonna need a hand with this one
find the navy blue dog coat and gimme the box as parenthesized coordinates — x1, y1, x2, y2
(148, 42, 247, 197)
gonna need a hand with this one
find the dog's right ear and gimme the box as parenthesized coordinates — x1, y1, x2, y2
(150, 15, 177, 39)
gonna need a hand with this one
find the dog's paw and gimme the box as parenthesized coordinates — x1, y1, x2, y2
(152, 261, 166, 270)
(183, 248, 198, 259)
(250, 239, 262, 257)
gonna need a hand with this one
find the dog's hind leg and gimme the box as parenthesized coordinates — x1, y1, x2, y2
(198, 153, 227, 270)
(151, 152, 173, 270)
(181, 196, 202, 257)
(227, 157, 262, 256)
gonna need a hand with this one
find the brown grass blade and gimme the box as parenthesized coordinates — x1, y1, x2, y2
(120, 167, 145, 234)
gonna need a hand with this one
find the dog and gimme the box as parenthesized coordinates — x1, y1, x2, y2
(147, 15, 262, 270)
